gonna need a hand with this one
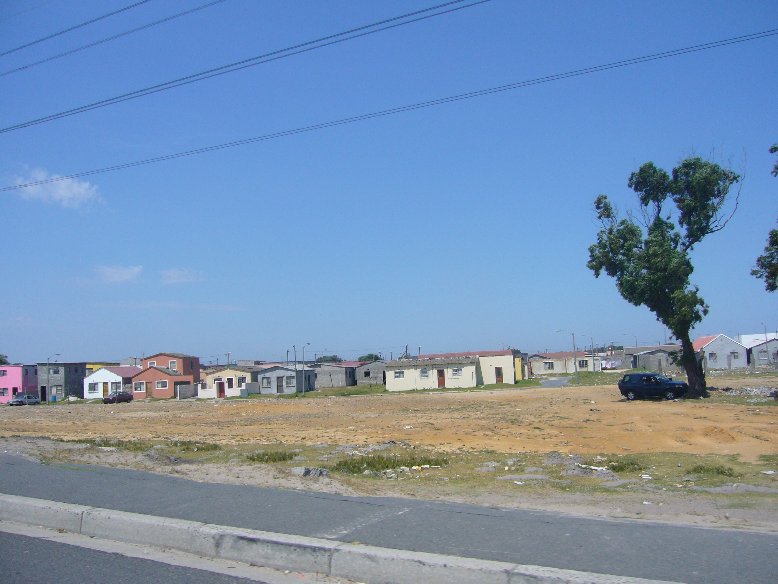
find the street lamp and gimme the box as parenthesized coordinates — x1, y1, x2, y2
(556, 330, 579, 384)
(300, 342, 310, 394)
(46, 353, 60, 404)
(292, 345, 297, 394)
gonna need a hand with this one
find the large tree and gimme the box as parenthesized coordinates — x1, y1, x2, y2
(0, 354, 8, 365)
(588, 157, 740, 397)
(751, 144, 777, 292)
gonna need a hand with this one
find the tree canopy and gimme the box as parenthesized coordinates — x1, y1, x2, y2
(588, 157, 740, 397)
(315, 355, 343, 363)
(357, 353, 381, 362)
(751, 144, 778, 292)
(0, 354, 9, 365)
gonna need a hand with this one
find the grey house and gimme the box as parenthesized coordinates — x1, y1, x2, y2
(37, 362, 88, 401)
(355, 361, 386, 385)
(632, 349, 680, 372)
(313, 362, 359, 388)
(246, 366, 315, 395)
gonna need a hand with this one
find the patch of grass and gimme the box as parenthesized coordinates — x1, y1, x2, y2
(331, 453, 449, 474)
(689, 464, 740, 478)
(72, 438, 155, 451)
(758, 453, 778, 465)
(169, 440, 220, 452)
(246, 450, 295, 463)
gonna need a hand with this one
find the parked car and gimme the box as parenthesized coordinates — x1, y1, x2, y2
(103, 391, 133, 404)
(7, 394, 41, 406)
(618, 372, 688, 400)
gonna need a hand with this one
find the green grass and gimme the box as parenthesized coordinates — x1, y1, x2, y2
(71, 438, 155, 451)
(169, 440, 220, 452)
(331, 453, 449, 474)
(605, 457, 646, 473)
(689, 463, 740, 478)
(246, 450, 296, 463)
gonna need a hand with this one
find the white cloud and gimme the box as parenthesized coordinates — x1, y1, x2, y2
(95, 265, 143, 284)
(160, 268, 205, 285)
(15, 168, 100, 208)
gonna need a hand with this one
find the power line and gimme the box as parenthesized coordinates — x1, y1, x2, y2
(0, 0, 490, 134)
(0, 0, 153, 58)
(3, 28, 776, 193)
(0, 0, 228, 78)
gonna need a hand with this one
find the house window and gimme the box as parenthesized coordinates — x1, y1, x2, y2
(169, 360, 177, 371)
(730, 352, 739, 360)
(708, 352, 717, 362)
(758, 349, 768, 360)
(420, 368, 429, 378)
(451, 367, 463, 377)
(148, 361, 156, 367)
(227, 378, 234, 389)
(578, 360, 588, 368)
(156, 380, 168, 389)
(238, 376, 246, 387)
(261, 377, 271, 388)
(394, 370, 405, 379)
(50, 368, 60, 375)
(88, 383, 98, 394)
(134, 382, 146, 392)
(544, 362, 554, 371)
(363, 370, 370, 378)
(285, 375, 295, 387)
(111, 382, 121, 391)
(0, 371, 6, 377)
(0, 389, 7, 396)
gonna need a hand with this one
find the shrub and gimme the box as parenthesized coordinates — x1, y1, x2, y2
(170, 440, 220, 452)
(607, 457, 645, 473)
(689, 464, 739, 477)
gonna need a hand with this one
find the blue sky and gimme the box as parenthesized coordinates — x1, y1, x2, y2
(1, 0, 776, 364)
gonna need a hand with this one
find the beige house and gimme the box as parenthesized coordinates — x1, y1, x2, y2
(385, 357, 478, 391)
(199, 366, 255, 398)
(528, 351, 601, 376)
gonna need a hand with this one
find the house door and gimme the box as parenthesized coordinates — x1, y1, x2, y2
(495, 367, 503, 383)
(102, 382, 109, 397)
(216, 382, 225, 398)
(437, 369, 445, 388)
(276, 377, 284, 393)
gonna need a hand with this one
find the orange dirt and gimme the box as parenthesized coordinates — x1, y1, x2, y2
(2, 381, 776, 463)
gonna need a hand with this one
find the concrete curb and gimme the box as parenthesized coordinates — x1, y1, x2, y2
(0, 493, 676, 584)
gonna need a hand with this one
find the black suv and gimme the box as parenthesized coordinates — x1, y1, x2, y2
(618, 372, 688, 400)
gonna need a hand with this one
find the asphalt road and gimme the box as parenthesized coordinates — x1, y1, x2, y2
(1, 453, 776, 583)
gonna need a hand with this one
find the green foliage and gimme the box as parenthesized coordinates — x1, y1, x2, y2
(0, 354, 9, 365)
(331, 453, 449, 474)
(752, 227, 778, 292)
(316, 355, 343, 363)
(689, 463, 739, 478)
(246, 450, 295, 463)
(169, 440, 220, 452)
(606, 457, 646, 473)
(588, 157, 740, 394)
(357, 353, 381, 362)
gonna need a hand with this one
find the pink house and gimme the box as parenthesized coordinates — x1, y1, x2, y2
(0, 365, 24, 404)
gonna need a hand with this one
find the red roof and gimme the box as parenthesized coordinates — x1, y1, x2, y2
(692, 335, 719, 352)
(104, 366, 142, 378)
(418, 350, 512, 359)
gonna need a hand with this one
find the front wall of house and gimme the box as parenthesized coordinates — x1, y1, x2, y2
(315, 366, 348, 388)
(256, 369, 300, 395)
(205, 368, 250, 396)
(143, 355, 201, 382)
(0, 366, 23, 403)
(38, 364, 66, 401)
(83, 369, 123, 400)
(703, 338, 747, 369)
(751, 340, 778, 366)
(529, 357, 571, 375)
(356, 363, 386, 385)
(132, 368, 193, 399)
(386, 363, 477, 391)
(478, 355, 515, 384)
(22, 365, 38, 393)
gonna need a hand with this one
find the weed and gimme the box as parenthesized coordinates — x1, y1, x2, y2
(606, 457, 646, 473)
(169, 440, 220, 452)
(73, 438, 155, 452)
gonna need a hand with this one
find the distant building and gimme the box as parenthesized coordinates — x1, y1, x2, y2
(355, 361, 386, 385)
(528, 351, 601, 376)
(693, 335, 747, 370)
(37, 362, 88, 401)
(84, 366, 142, 399)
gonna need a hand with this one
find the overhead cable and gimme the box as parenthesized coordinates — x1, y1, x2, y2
(0, 0, 228, 78)
(3, 28, 776, 193)
(0, 0, 491, 133)
(0, 0, 153, 58)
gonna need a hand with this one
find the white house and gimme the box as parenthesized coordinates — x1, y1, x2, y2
(528, 351, 601, 376)
(693, 334, 747, 370)
(197, 366, 255, 399)
(385, 357, 478, 391)
(83, 366, 141, 400)
(748, 338, 778, 367)
(417, 350, 518, 385)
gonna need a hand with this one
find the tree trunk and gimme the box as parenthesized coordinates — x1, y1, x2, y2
(679, 335, 708, 398)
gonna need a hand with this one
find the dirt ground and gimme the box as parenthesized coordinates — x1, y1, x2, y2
(2, 375, 777, 531)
